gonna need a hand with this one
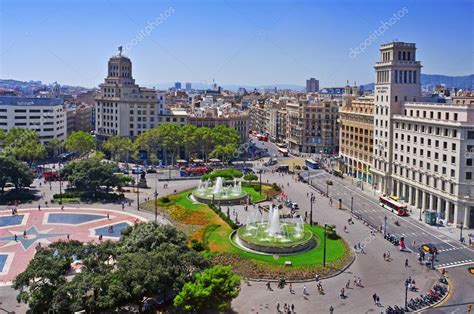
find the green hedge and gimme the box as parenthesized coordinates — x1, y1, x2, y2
(0, 190, 36, 204)
(209, 204, 238, 230)
(201, 168, 243, 181)
(52, 191, 124, 202)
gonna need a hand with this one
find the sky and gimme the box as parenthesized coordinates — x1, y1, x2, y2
(0, 0, 473, 88)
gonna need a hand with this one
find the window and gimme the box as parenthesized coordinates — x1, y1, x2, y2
(451, 169, 455, 177)
(467, 159, 473, 166)
(454, 113, 458, 121)
(467, 172, 472, 180)
(451, 156, 456, 164)
(468, 131, 474, 139)
(452, 143, 456, 151)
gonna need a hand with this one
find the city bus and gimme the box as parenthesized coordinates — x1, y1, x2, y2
(379, 195, 408, 216)
(305, 159, 320, 169)
(277, 147, 288, 157)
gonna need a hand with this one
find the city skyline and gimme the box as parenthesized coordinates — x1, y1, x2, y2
(1, 0, 473, 88)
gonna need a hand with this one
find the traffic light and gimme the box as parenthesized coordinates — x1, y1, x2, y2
(469, 267, 474, 275)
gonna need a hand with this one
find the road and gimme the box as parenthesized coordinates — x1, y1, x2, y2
(254, 139, 474, 311)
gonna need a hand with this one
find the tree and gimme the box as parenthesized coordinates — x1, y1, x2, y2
(173, 265, 240, 313)
(45, 139, 63, 159)
(103, 136, 134, 162)
(158, 124, 181, 166)
(243, 173, 258, 182)
(134, 128, 162, 164)
(179, 124, 198, 160)
(60, 158, 121, 193)
(194, 127, 214, 162)
(13, 240, 85, 313)
(0, 156, 34, 193)
(1, 128, 45, 162)
(65, 131, 95, 155)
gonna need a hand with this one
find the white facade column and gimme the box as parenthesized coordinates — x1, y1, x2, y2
(429, 193, 434, 211)
(464, 206, 470, 228)
(408, 186, 412, 206)
(415, 188, 420, 209)
(437, 197, 442, 220)
(454, 203, 461, 227)
(422, 191, 427, 211)
(445, 200, 451, 223)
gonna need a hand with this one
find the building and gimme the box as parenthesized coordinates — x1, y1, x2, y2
(0, 96, 66, 143)
(185, 82, 192, 90)
(306, 78, 319, 93)
(66, 103, 93, 133)
(188, 108, 249, 140)
(371, 42, 474, 228)
(286, 98, 340, 154)
(95, 48, 163, 139)
(339, 88, 374, 184)
(175, 82, 182, 90)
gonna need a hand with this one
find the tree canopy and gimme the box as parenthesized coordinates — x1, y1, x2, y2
(60, 158, 121, 193)
(14, 223, 209, 313)
(0, 156, 34, 193)
(173, 265, 240, 313)
(0, 128, 45, 162)
(65, 131, 95, 155)
(102, 136, 135, 162)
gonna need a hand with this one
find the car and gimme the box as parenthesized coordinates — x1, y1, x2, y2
(131, 167, 144, 174)
(146, 166, 157, 173)
(290, 202, 299, 210)
(243, 168, 255, 174)
(302, 165, 308, 170)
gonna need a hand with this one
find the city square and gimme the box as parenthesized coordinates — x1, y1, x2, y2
(0, 0, 473, 313)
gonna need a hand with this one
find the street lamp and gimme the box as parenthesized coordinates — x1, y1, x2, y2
(404, 278, 409, 311)
(326, 181, 329, 197)
(136, 171, 140, 211)
(384, 216, 387, 237)
(460, 221, 464, 243)
(259, 169, 262, 196)
(310, 195, 315, 226)
(419, 205, 422, 221)
(58, 161, 62, 205)
(323, 223, 328, 267)
(350, 196, 353, 214)
(154, 170, 159, 222)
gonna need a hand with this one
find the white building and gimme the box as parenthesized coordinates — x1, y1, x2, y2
(372, 42, 474, 228)
(0, 96, 67, 144)
(95, 48, 164, 139)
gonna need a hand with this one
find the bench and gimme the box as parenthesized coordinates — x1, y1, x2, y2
(285, 261, 292, 266)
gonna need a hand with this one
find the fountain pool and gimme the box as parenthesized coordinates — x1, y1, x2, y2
(191, 177, 248, 205)
(232, 205, 316, 255)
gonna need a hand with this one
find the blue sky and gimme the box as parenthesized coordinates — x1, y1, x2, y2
(0, 0, 473, 88)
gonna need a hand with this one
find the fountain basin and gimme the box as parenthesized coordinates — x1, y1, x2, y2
(191, 177, 248, 205)
(233, 223, 316, 255)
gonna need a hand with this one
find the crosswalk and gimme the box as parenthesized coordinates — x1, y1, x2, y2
(435, 259, 474, 269)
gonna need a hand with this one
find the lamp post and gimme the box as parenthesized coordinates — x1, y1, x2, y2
(460, 221, 464, 243)
(310, 195, 315, 226)
(326, 181, 329, 197)
(136, 171, 140, 211)
(350, 196, 354, 214)
(384, 216, 387, 237)
(419, 206, 422, 221)
(58, 161, 62, 205)
(154, 170, 158, 222)
(323, 223, 327, 267)
(259, 169, 262, 196)
(404, 278, 409, 311)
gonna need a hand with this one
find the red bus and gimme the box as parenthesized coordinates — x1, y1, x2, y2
(379, 196, 408, 216)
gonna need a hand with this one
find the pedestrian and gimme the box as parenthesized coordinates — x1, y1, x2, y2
(372, 293, 377, 304)
(291, 304, 295, 312)
(122, 202, 125, 210)
(289, 282, 293, 294)
(67, 234, 70, 240)
(346, 279, 350, 288)
(107, 213, 110, 220)
(61, 205, 64, 211)
(383, 252, 386, 261)
(376, 296, 380, 305)
(38, 204, 41, 211)
(266, 281, 271, 290)
(23, 230, 26, 238)
(340, 288, 345, 298)
(283, 303, 288, 312)
(405, 258, 409, 267)
(14, 234, 17, 241)
(45, 201, 48, 207)
(329, 305, 334, 314)
(303, 285, 307, 297)
(344, 225, 347, 232)
(387, 251, 390, 260)
(276, 302, 280, 312)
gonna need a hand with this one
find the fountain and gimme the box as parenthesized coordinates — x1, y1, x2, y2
(232, 205, 316, 255)
(191, 177, 248, 205)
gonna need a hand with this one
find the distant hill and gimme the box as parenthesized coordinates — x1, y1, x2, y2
(363, 74, 473, 91)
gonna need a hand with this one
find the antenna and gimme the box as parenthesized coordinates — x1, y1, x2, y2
(118, 46, 123, 56)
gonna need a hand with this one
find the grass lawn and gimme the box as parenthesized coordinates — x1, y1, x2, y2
(142, 184, 349, 276)
(208, 224, 347, 268)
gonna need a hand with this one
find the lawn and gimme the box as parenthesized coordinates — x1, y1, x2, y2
(142, 184, 351, 278)
(242, 185, 267, 203)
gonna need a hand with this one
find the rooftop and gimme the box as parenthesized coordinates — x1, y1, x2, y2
(0, 96, 63, 106)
